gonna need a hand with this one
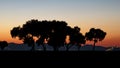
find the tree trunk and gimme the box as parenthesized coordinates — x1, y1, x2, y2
(93, 42, 96, 51)
(54, 46, 58, 51)
(42, 44, 46, 51)
(31, 43, 35, 51)
(66, 45, 69, 51)
(78, 44, 81, 51)
(68, 44, 73, 51)
(66, 44, 72, 51)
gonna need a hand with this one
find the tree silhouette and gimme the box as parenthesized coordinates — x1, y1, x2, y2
(85, 28, 106, 50)
(10, 20, 67, 51)
(64, 26, 86, 51)
(0, 41, 8, 51)
(46, 20, 67, 51)
(11, 19, 86, 51)
(10, 26, 21, 38)
(11, 20, 38, 51)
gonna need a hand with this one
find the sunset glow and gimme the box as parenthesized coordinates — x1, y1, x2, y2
(0, 0, 120, 47)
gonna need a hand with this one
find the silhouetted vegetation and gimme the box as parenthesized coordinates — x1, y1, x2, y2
(64, 26, 86, 51)
(85, 28, 107, 50)
(10, 19, 107, 51)
(0, 41, 8, 50)
(11, 19, 86, 51)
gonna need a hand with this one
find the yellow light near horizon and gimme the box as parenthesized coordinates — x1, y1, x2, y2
(0, 17, 120, 47)
(65, 35, 70, 44)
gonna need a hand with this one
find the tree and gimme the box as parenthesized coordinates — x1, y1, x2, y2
(11, 19, 68, 51)
(11, 19, 86, 51)
(85, 28, 106, 50)
(11, 20, 38, 51)
(47, 20, 67, 51)
(10, 26, 21, 38)
(0, 41, 8, 51)
(64, 26, 86, 51)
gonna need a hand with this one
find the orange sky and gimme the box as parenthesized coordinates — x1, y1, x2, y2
(0, 19, 120, 47)
(1, 20, 120, 47)
(0, 0, 120, 47)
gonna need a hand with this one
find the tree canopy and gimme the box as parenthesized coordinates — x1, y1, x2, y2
(85, 28, 107, 50)
(10, 19, 85, 51)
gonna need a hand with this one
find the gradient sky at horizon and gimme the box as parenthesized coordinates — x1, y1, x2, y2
(0, 0, 120, 47)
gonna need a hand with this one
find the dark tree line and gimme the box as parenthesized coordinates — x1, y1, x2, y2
(10, 19, 107, 51)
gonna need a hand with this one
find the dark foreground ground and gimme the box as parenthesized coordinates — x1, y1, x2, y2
(0, 51, 120, 66)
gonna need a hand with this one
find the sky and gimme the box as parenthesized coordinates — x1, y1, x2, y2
(0, 0, 120, 47)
